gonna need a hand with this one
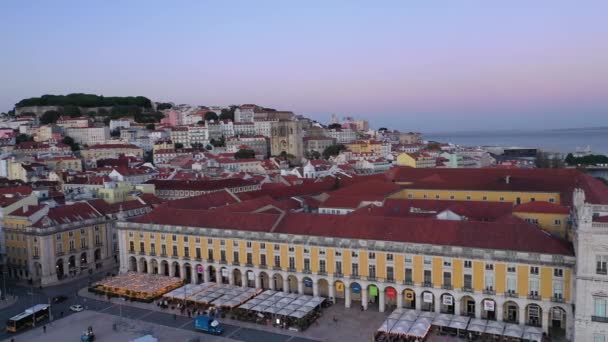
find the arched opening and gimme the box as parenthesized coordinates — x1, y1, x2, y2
(440, 293, 455, 314)
(220, 267, 229, 284)
(366, 284, 380, 311)
(172, 262, 181, 278)
(259, 272, 269, 289)
(273, 273, 284, 291)
(68, 255, 76, 275)
(403, 288, 416, 309)
(94, 249, 102, 269)
(195, 264, 203, 283)
(421, 291, 434, 312)
(33, 262, 42, 279)
(350, 282, 362, 305)
(385, 286, 397, 310)
(151, 259, 159, 275)
(139, 258, 148, 274)
(160, 260, 169, 276)
(526, 304, 542, 327)
(129, 256, 137, 272)
(208, 265, 217, 282)
(503, 301, 519, 323)
(481, 298, 496, 320)
(233, 269, 242, 286)
(318, 278, 329, 298)
(245, 270, 255, 287)
(80, 252, 88, 266)
(183, 263, 192, 283)
(56, 259, 65, 280)
(549, 306, 566, 338)
(287, 275, 298, 293)
(334, 280, 345, 300)
(302, 277, 314, 295)
(461, 295, 475, 317)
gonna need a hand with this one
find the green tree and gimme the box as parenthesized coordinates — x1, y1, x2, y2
(426, 142, 441, 150)
(327, 123, 342, 130)
(146, 123, 155, 130)
(110, 129, 121, 137)
(210, 136, 225, 147)
(322, 144, 346, 159)
(156, 102, 173, 110)
(305, 150, 321, 160)
(205, 144, 213, 150)
(62, 105, 81, 117)
(204, 111, 218, 121)
(16, 134, 34, 144)
(40, 110, 61, 124)
(235, 149, 256, 159)
(62, 136, 80, 151)
(219, 106, 237, 121)
(174, 143, 184, 149)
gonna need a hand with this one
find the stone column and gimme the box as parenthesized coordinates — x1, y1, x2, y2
(397, 292, 403, 309)
(283, 277, 289, 293)
(434, 296, 441, 313)
(475, 300, 482, 319)
(191, 270, 197, 284)
(203, 267, 209, 283)
(118, 231, 128, 273)
(298, 280, 304, 294)
(542, 310, 549, 334)
(415, 295, 421, 310)
(362, 288, 368, 310)
(379, 291, 385, 313)
(519, 306, 526, 325)
(255, 273, 261, 289)
(169, 263, 175, 277)
(181, 264, 187, 281)
(216, 271, 222, 285)
(345, 288, 351, 308)
(148, 261, 154, 275)
(496, 304, 503, 322)
(313, 280, 319, 297)
(454, 298, 461, 316)
(228, 270, 234, 285)
(329, 282, 335, 303)
(269, 276, 275, 290)
(241, 272, 247, 288)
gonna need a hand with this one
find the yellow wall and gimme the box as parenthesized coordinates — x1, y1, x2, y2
(432, 257, 442, 286)
(390, 189, 560, 205)
(473, 261, 484, 291)
(513, 212, 569, 238)
(540, 267, 552, 299)
(413, 255, 423, 284)
(396, 153, 416, 167)
(453, 260, 463, 289)
(495, 263, 506, 293)
(517, 265, 528, 296)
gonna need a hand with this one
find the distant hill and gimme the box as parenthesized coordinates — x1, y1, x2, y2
(16, 93, 152, 108)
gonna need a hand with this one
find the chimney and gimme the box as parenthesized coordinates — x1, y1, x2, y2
(505, 175, 511, 184)
(23, 205, 28, 213)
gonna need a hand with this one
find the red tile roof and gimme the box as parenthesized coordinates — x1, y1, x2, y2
(594, 216, 608, 223)
(145, 178, 259, 191)
(31, 202, 103, 227)
(0, 186, 32, 196)
(86, 144, 140, 149)
(514, 201, 570, 214)
(165, 189, 239, 210)
(7, 204, 46, 216)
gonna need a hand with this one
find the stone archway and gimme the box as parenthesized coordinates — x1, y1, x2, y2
(56, 259, 65, 280)
(273, 273, 284, 291)
(68, 255, 76, 275)
(318, 278, 330, 297)
(503, 301, 519, 323)
(183, 263, 192, 283)
(440, 293, 455, 314)
(259, 271, 270, 289)
(549, 306, 566, 338)
(172, 261, 181, 278)
(33, 262, 42, 280)
(80, 252, 88, 266)
(461, 295, 475, 317)
(287, 275, 298, 293)
(334, 280, 346, 300)
(129, 256, 137, 272)
(481, 298, 496, 320)
(233, 268, 242, 286)
(526, 303, 542, 327)
(350, 282, 362, 304)
(195, 264, 203, 283)
(160, 260, 169, 276)
(403, 288, 416, 309)
(208, 265, 217, 282)
(150, 259, 159, 275)
(302, 277, 314, 295)
(139, 257, 148, 274)
(245, 270, 255, 287)
(219, 267, 229, 284)
(421, 291, 434, 312)
(384, 286, 397, 310)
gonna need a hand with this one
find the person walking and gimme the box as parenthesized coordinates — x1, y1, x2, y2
(43, 325, 46, 333)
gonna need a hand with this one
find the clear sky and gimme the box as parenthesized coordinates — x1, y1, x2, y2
(1, 0, 607, 131)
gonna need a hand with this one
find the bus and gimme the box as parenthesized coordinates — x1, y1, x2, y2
(6, 304, 50, 333)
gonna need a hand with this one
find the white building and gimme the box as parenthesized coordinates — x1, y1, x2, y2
(253, 120, 276, 138)
(109, 118, 133, 131)
(65, 126, 109, 145)
(234, 122, 255, 136)
(328, 128, 357, 144)
(234, 105, 256, 123)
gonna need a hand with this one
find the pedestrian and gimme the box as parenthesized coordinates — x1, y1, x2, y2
(60, 311, 64, 318)
(173, 313, 177, 320)
(333, 316, 338, 325)
(43, 325, 46, 333)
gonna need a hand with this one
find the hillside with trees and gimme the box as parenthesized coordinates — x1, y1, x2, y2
(16, 93, 152, 108)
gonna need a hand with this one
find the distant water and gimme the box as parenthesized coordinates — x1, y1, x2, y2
(425, 127, 608, 155)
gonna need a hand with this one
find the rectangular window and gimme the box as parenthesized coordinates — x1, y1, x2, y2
(260, 254, 267, 266)
(443, 259, 452, 267)
(553, 281, 563, 299)
(172, 234, 176, 241)
(274, 244, 280, 251)
(405, 255, 412, 264)
(150, 242, 156, 253)
(129, 241, 134, 252)
(274, 255, 280, 267)
(195, 247, 201, 259)
(247, 252, 253, 265)
(183, 236, 188, 242)
(288, 246, 295, 252)
(335, 250, 342, 257)
(464, 260, 472, 268)
(184, 246, 190, 258)
(172, 245, 178, 257)
(352, 263, 359, 276)
(554, 219, 561, 226)
(319, 260, 326, 273)
(464, 274, 473, 289)
(319, 248, 326, 256)
(485, 273, 494, 291)
(507, 265, 516, 273)
(386, 253, 393, 261)
(554, 268, 563, 277)
(195, 237, 200, 243)
(386, 266, 394, 280)
(405, 268, 413, 282)
(220, 239, 225, 246)
(368, 252, 375, 260)
(161, 245, 166, 255)
(289, 257, 295, 269)
(530, 266, 539, 275)
(595, 297, 607, 318)
(335, 261, 342, 274)
(443, 271, 452, 286)
(594, 335, 606, 342)
(597, 255, 608, 275)
(529, 278, 540, 296)
(220, 250, 226, 262)
(233, 251, 239, 263)
(139, 241, 145, 253)
(260, 242, 266, 249)
(233, 240, 239, 247)
(352, 251, 358, 258)
(485, 263, 494, 270)
(424, 256, 432, 265)
(507, 277, 517, 293)
(304, 258, 311, 271)
(207, 249, 213, 260)
(207, 238, 212, 244)
(424, 270, 432, 284)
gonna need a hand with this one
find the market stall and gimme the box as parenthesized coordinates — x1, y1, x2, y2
(89, 272, 184, 302)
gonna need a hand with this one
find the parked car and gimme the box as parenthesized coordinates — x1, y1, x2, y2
(70, 304, 84, 312)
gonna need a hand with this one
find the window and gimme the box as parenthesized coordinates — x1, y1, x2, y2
(405, 255, 412, 264)
(304, 258, 311, 271)
(407, 194, 414, 199)
(449, 195, 455, 200)
(466, 195, 471, 200)
(80, 237, 86, 248)
(220, 250, 226, 262)
(319, 260, 326, 273)
(499, 197, 505, 201)
(139, 242, 145, 253)
(288, 246, 295, 252)
(246, 252, 252, 265)
(274, 255, 280, 267)
(195, 247, 201, 259)
(319, 248, 326, 256)
(351, 263, 359, 276)
(233, 251, 239, 263)
(597, 255, 608, 275)
(530, 266, 539, 275)
(485, 273, 494, 291)
(443, 272, 452, 286)
(161, 234, 165, 240)
(593, 335, 606, 342)
(423, 270, 432, 284)
(464, 260, 472, 268)
(368, 252, 375, 260)
(69, 240, 75, 251)
(233, 240, 239, 247)
(507, 265, 516, 273)
(303, 247, 310, 254)
(554, 219, 561, 226)
(172, 234, 176, 241)
(405, 268, 413, 282)
(435, 195, 440, 199)
(260, 254, 267, 266)
(183, 236, 188, 242)
(387, 266, 394, 280)
(464, 274, 473, 289)
(485, 263, 494, 271)
(161, 244, 167, 256)
(274, 244, 280, 251)
(260, 242, 266, 249)
(129, 241, 134, 252)
(368, 265, 376, 278)
(352, 251, 358, 258)
(507, 277, 517, 293)
(443, 259, 452, 267)
(335, 261, 342, 274)
(529, 278, 540, 296)
(423, 194, 428, 199)
(289, 257, 295, 269)
(595, 297, 607, 318)
(207, 249, 213, 260)
(220, 240, 225, 246)
(386, 253, 393, 261)
(184, 247, 190, 258)
(207, 238, 212, 244)
(553, 281, 563, 299)
(424, 256, 432, 265)
(554, 268, 563, 277)
(195, 237, 200, 243)
(172, 246, 178, 257)
(335, 250, 342, 257)
(482, 196, 488, 201)
(69, 231, 74, 237)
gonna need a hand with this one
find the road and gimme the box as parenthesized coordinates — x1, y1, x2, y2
(0, 276, 319, 342)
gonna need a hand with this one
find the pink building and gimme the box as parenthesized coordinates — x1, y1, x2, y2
(160, 110, 180, 127)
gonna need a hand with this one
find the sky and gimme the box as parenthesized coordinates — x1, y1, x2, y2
(1, 0, 607, 131)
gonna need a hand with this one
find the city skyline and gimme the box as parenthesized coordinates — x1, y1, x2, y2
(1, 0, 607, 131)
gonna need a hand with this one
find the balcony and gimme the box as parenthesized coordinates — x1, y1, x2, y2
(334, 272, 343, 278)
(95, 242, 103, 247)
(483, 289, 496, 295)
(350, 274, 360, 280)
(597, 268, 608, 275)
(150, 252, 156, 256)
(246, 263, 254, 267)
(303, 269, 312, 274)
(171, 254, 179, 259)
(139, 251, 146, 255)
(403, 280, 414, 286)
(273, 266, 282, 271)
(128, 250, 134, 255)
(367, 276, 377, 281)
(206, 258, 214, 263)
(527, 294, 541, 300)
(592, 316, 608, 323)
(81, 247, 88, 251)
(422, 282, 433, 288)
(183, 256, 190, 260)
(505, 291, 519, 298)
(288, 267, 296, 272)
(462, 287, 474, 293)
(160, 253, 167, 257)
(232, 261, 240, 266)
(442, 284, 453, 290)
(33, 255, 40, 260)
(551, 296, 564, 303)
(219, 260, 227, 265)
(385, 277, 395, 283)
(259, 264, 268, 269)
(318, 271, 327, 276)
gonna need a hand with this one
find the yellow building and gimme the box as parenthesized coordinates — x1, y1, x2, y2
(118, 207, 575, 337)
(513, 201, 570, 238)
(97, 181, 137, 204)
(80, 144, 144, 160)
(395, 153, 436, 168)
(3, 202, 115, 285)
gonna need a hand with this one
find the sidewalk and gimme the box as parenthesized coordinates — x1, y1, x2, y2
(0, 295, 17, 310)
